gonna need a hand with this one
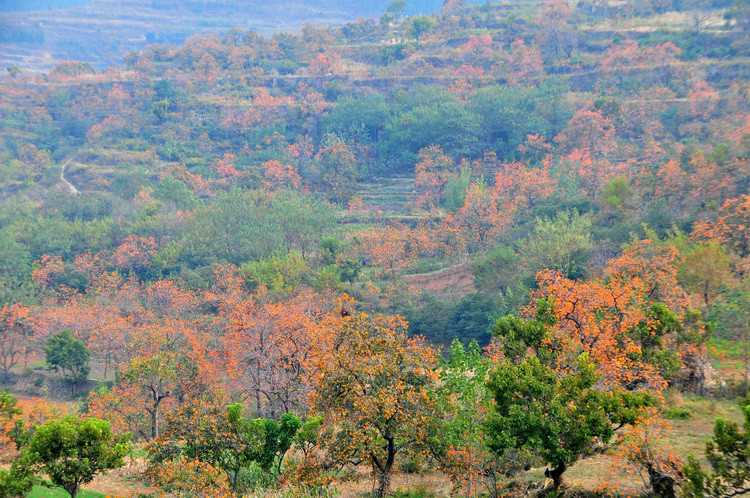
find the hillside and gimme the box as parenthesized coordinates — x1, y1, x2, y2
(0, 0, 468, 71)
(1, 0, 750, 496)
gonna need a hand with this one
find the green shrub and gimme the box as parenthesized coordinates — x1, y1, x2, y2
(663, 406, 692, 420)
(390, 486, 438, 498)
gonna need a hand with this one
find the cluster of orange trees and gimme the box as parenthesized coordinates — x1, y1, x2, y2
(4, 212, 749, 497)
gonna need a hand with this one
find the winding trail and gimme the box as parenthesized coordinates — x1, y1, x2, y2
(59, 154, 79, 195)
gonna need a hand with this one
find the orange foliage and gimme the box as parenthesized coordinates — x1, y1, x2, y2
(414, 145, 455, 209)
(0, 396, 66, 460)
(32, 255, 65, 287)
(688, 82, 720, 120)
(693, 194, 750, 258)
(311, 312, 439, 495)
(601, 410, 683, 497)
(530, 240, 696, 390)
(493, 161, 556, 209)
(262, 160, 303, 191)
(447, 182, 515, 251)
(221, 289, 340, 416)
(555, 108, 617, 157)
(146, 457, 234, 497)
(308, 52, 343, 77)
(503, 39, 544, 86)
(458, 34, 493, 61)
(111, 235, 158, 275)
(352, 222, 461, 277)
(556, 149, 622, 202)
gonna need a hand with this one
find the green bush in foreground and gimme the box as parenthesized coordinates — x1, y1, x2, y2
(20, 416, 131, 498)
(683, 398, 750, 498)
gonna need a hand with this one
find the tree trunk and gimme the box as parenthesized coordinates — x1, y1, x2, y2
(546, 461, 567, 490)
(376, 469, 392, 498)
(151, 407, 159, 439)
(148, 398, 162, 440)
(373, 437, 396, 498)
(648, 465, 677, 498)
(68, 480, 80, 498)
(232, 467, 240, 491)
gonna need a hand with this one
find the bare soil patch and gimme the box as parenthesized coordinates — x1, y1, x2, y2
(404, 263, 476, 298)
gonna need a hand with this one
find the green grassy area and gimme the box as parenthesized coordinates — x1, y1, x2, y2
(28, 486, 104, 498)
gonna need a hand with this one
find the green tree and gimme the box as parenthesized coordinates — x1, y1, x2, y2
(0, 392, 27, 451)
(524, 210, 593, 278)
(468, 80, 572, 158)
(602, 176, 632, 210)
(487, 309, 653, 491)
(443, 166, 472, 211)
(381, 99, 481, 170)
(709, 279, 750, 393)
(148, 400, 307, 491)
(323, 92, 390, 143)
(679, 243, 730, 307)
(488, 353, 651, 490)
(0, 463, 34, 498)
(313, 136, 359, 204)
(241, 251, 308, 292)
(151, 99, 170, 123)
(153, 177, 199, 210)
(407, 15, 435, 41)
(20, 416, 131, 498)
(683, 398, 750, 497)
(270, 190, 337, 258)
(122, 353, 180, 440)
(471, 245, 530, 297)
(320, 237, 342, 266)
(183, 189, 335, 266)
(433, 340, 518, 496)
(44, 331, 90, 389)
(0, 230, 34, 305)
(386, 0, 406, 15)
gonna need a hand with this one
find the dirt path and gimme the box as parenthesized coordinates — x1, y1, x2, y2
(59, 154, 79, 195)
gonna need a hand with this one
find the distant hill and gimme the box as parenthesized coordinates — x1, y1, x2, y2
(0, 0, 460, 71)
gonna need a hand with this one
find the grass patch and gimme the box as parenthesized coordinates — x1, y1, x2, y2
(663, 405, 692, 420)
(391, 486, 439, 498)
(28, 486, 105, 498)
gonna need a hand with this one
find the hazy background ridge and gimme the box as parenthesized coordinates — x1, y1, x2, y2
(0, 0, 463, 71)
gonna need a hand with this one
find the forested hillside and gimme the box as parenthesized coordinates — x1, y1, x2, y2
(1, 0, 750, 496)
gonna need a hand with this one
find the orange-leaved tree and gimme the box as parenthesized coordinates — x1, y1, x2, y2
(312, 312, 439, 497)
(414, 145, 455, 209)
(1, 392, 65, 457)
(604, 409, 684, 498)
(493, 161, 556, 210)
(693, 194, 750, 259)
(529, 239, 707, 391)
(220, 290, 338, 417)
(447, 181, 515, 251)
